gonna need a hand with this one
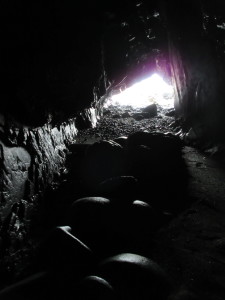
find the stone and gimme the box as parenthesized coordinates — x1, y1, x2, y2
(112, 114, 121, 118)
(103, 109, 111, 115)
(37, 226, 94, 274)
(96, 176, 138, 201)
(132, 112, 149, 120)
(68, 143, 90, 155)
(82, 140, 125, 188)
(127, 131, 183, 154)
(105, 199, 161, 252)
(125, 132, 189, 212)
(125, 144, 154, 180)
(76, 276, 116, 300)
(97, 253, 172, 300)
(129, 200, 161, 236)
(113, 136, 128, 147)
(165, 109, 175, 117)
(126, 131, 184, 171)
(122, 112, 131, 118)
(141, 103, 157, 117)
(69, 197, 113, 252)
(184, 128, 198, 144)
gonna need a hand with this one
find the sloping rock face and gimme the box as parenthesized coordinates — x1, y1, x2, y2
(0, 120, 75, 249)
(0, 142, 31, 220)
(165, 0, 225, 143)
(0, 108, 99, 279)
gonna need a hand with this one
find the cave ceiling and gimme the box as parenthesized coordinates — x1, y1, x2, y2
(0, 0, 168, 126)
(0, 0, 225, 126)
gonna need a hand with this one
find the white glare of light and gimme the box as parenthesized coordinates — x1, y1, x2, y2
(107, 73, 174, 109)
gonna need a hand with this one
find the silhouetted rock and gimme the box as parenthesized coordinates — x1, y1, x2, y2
(76, 275, 116, 300)
(113, 136, 128, 147)
(109, 199, 162, 253)
(125, 143, 152, 174)
(37, 226, 94, 275)
(69, 197, 113, 252)
(68, 143, 90, 155)
(129, 200, 161, 236)
(112, 114, 121, 119)
(96, 176, 138, 201)
(132, 112, 150, 120)
(127, 131, 183, 154)
(125, 131, 189, 212)
(141, 103, 157, 117)
(97, 253, 172, 300)
(81, 140, 125, 188)
(122, 111, 131, 118)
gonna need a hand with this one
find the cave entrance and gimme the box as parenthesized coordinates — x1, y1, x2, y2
(105, 73, 174, 109)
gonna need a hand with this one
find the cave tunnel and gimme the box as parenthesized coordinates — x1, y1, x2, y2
(1, 0, 225, 299)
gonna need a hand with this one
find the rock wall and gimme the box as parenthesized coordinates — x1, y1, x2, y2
(0, 106, 100, 278)
(165, 0, 225, 143)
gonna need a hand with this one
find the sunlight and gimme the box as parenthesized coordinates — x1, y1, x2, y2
(107, 73, 174, 109)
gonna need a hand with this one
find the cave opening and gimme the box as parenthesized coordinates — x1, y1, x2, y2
(104, 73, 174, 109)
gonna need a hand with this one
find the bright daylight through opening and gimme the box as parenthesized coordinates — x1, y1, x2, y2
(106, 73, 174, 109)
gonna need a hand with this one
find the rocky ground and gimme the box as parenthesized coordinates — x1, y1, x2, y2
(55, 104, 225, 300)
(76, 104, 177, 143)
(74, 104, 225, 300)
(1, 103, 225, 300)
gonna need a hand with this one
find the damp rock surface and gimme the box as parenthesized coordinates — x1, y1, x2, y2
(0, 142, 31, 219)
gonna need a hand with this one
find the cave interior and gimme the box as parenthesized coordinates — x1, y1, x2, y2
(1, 0, 225, 299)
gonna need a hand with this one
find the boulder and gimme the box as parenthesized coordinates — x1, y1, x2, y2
(126, 131, 186, 182)
(125, 144, 156, 180)
(69, 196, 153, 256)
(68, 143, 90, 156)
(102, 200, 160, 253)
(127, 131, 183, 155)
(122, 111, 131, 118)
(81, 140, 125, 189)
(113, 136, 128, 147)
(141, 103, 157, 117)
(69, 197, 113, 252)
(96, 176, 138, 202)
(37, 226, 94, 274)
(112, 114, 121, 118)
(76, 276, 116, 300)
(129, 200, 161, 237)
(97, 253, 172, 300)
(132, 112, 150, 120)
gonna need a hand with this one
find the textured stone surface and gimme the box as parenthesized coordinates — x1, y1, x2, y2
(0, 106, 99, 277)
(0, 142, 31, 219)
(165, 1, 225, 143)
(0, 121, 74, 264)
